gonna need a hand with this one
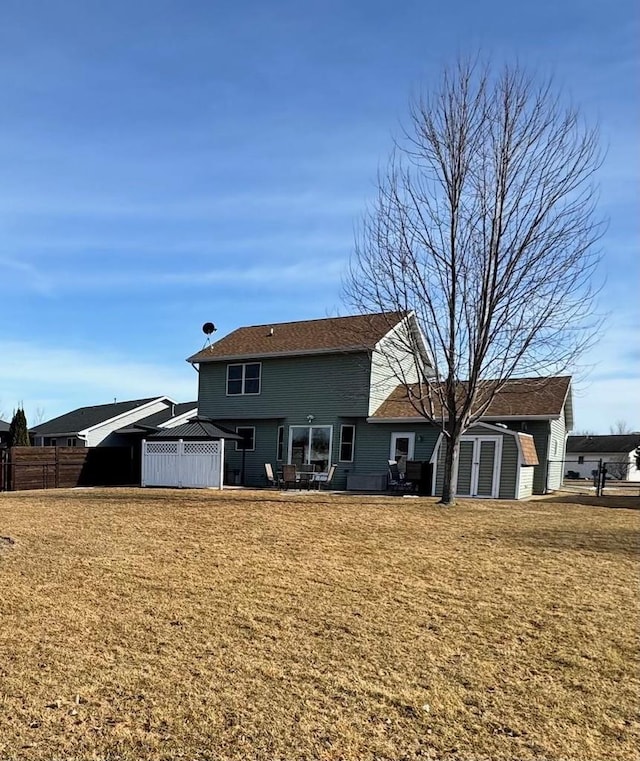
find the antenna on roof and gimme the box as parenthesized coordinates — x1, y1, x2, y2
(202, 322, 216, 350)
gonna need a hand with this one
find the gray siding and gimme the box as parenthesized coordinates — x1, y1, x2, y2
(351, 421, 441, 481)
(198, 352, 371, 420)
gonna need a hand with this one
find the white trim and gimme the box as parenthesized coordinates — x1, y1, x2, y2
(276, 425, 284, 461)
(455, 435, 503, 498)
(287, 425, 333, 467)
(226, 362, 262, 396)
(390, 432, 416, 462)
(158, 408, 198, 429)
(372, 311, 434, 369)
(339, 424, 356, 462)
(367, 414, 561, 424)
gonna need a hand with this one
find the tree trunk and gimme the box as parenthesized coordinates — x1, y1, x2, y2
(439, 428, 461, 506)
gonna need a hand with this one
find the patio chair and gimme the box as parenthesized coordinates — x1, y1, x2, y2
(264, 463, 282, 488)
(312, 464, 337, 490)
(388, 460, 410, 491)
(282, 464, 298, 489)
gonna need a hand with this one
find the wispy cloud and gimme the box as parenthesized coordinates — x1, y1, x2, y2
(0, 340, 197, 422)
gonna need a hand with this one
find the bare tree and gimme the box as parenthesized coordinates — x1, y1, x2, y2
(609, 419, 632, 435)
(32, 406, 46, 425)
(344, 59, 602, 505)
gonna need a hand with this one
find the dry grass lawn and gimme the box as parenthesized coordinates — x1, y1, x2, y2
(0, 488, 638, 761)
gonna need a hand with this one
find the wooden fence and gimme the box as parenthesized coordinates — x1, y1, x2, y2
(0, 446, 137, 491)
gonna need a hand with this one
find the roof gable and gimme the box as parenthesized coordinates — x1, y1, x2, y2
(0, 419, 10, 432)
(31, 398, 168, 436)
(187, 312, 408, 363)
(372, 376, 572, 421)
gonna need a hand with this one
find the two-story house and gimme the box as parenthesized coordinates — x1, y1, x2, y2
(187, 312, 573, 498)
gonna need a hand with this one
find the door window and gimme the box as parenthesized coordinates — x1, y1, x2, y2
(390, 433, 415, 475)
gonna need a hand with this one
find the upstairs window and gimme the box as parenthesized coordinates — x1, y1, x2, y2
(227, 362, 261, 395)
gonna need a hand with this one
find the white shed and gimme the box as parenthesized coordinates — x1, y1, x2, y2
(142, 419, 242, 489)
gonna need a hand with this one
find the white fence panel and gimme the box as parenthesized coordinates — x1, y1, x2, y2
(142, 440, 223, 489)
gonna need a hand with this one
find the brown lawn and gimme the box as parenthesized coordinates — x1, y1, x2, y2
(0, 488, 638, 761)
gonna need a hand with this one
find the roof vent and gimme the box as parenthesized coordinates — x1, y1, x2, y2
(268, 327, 274, 336)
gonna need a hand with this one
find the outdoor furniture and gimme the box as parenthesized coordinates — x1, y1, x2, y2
(282, 464, 298, 489)
(312, 464, 336, 490)
(388, 460, 412, 491)
(264, 463, 282, 488)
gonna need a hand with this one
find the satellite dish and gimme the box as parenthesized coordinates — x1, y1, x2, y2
(202, 322, 216, 336)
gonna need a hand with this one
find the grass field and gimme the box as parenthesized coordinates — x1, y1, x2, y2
(0, 488, 638, 761)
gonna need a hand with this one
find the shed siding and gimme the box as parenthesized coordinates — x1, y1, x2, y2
(518, 467, 535, 499)
(434, 425, 520, 499)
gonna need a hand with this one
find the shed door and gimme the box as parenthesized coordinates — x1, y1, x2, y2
(455, 436, 502, 498)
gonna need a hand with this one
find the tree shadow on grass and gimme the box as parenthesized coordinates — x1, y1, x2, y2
(535, 493, 640, 510)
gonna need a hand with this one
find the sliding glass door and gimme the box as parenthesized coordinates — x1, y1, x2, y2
(289, 426, 332, 472)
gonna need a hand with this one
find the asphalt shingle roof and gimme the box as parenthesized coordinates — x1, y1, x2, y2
(124, 402, 197, 430)
(31, 398, 163, 436)
(187, 312, 407, 363)
(372, 376, 572, 420)
(148, 419, 242, 440)
(567, 434, 640, 454)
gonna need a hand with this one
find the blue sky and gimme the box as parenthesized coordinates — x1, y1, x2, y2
(0, 0, 637, 433)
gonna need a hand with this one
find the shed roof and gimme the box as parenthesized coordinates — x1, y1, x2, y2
(372, 376, 572, 421)
(518, 433, 540, 466)
(187, 311, 408, 363)
(31, 398, 166, 436)
(148, 419, 243, 440)
(567, 434, 640, 454)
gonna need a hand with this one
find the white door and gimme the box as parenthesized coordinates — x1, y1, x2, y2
(456, 436, 502, 498)
(390, 433, 415, 475)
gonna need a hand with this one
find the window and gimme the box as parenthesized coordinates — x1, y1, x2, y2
(49, 438, 57, 447)
(235, 426, 255, 451)
(288, 426, 332, 472)
(339, 425, 355, 462)
(277, 426, 284, 461)
(578, 456, 584, 464)
(66, 438, 75, 447)
(227, 363, 261, 395)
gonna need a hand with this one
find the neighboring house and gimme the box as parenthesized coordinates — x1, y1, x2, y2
(31, 397, 192, 448)
(566, 435, 640, 481)
(187, 312, 573, 497)
(0, 419, 10, 447)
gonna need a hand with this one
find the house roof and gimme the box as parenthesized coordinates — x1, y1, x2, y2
(31, 398, 167, 436)
(0, 419, 10, 432)
(187, 311, 408, 363)
(567, 434, 640, 454)
(148, 419, 243, 440)
(116, 402, 198, 434)
(371, 376, 572, 421)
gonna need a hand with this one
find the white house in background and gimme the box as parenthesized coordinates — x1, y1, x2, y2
(566, 434, 640, 481)
(31, 398, 197, 448)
